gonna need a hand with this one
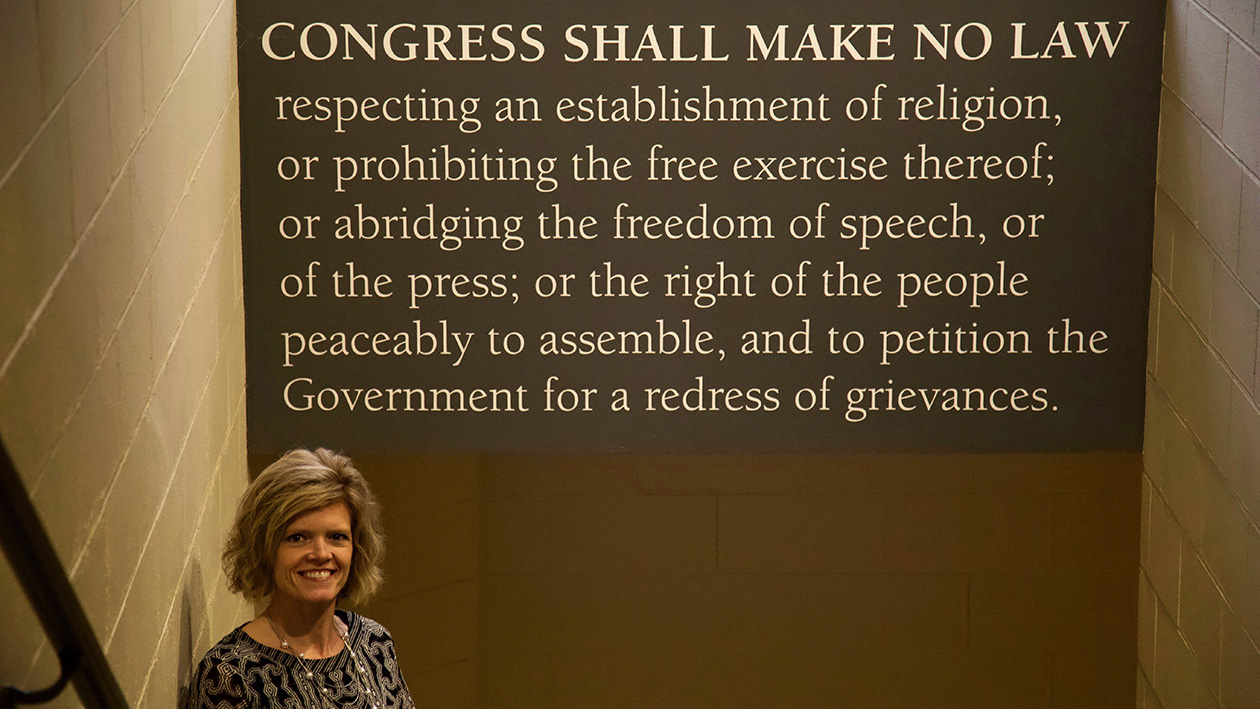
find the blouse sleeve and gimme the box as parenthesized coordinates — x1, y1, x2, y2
(386, 633, 415, 709)
(356, 618, 415, 709)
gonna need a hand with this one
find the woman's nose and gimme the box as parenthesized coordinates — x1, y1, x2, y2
(309, 538, 331, 559)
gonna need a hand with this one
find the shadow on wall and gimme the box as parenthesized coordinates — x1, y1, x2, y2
(178, 560, 205, 707)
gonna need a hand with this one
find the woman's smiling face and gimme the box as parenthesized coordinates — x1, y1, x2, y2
(272, 502, 353, 608)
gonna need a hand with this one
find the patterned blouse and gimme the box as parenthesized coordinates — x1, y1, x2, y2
(185, 611, 414, 709)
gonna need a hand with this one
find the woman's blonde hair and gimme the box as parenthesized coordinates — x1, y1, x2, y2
(222, 448, 384, 604)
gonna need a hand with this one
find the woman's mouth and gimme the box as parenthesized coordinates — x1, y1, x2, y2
(300, 570, 333, 580)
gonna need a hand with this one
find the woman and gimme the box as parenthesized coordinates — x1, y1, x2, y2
(185, 448, 414, 708)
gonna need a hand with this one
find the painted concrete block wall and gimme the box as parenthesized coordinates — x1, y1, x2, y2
(355, 452, 1141, 707)
(0, 0, 250, 705)
(484, 455, 1141, 707)
(353, 454, 481, 708)
(1140, 0, 1260, 706)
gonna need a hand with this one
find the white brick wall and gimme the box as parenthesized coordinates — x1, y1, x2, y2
(0, 0, 249, 705)
(1141, 0, 1260, 706)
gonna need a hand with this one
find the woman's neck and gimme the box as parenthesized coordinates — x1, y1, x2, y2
(263, 600, 344, 659)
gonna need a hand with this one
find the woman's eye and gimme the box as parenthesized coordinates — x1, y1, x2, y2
(286, 533, 305, 543)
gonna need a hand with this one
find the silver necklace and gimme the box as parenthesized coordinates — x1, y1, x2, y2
(266, 615, 384, 709)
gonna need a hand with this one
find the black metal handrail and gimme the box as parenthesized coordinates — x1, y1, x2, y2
(0, 437, 129, 709)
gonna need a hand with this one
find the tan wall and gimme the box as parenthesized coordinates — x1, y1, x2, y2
(0, 0, 250, 705)
(356, 453, 1140, 707)
(1139, 0, 1260, 707)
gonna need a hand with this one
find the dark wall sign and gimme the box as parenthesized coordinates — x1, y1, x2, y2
(237, 0, 1165, 453)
